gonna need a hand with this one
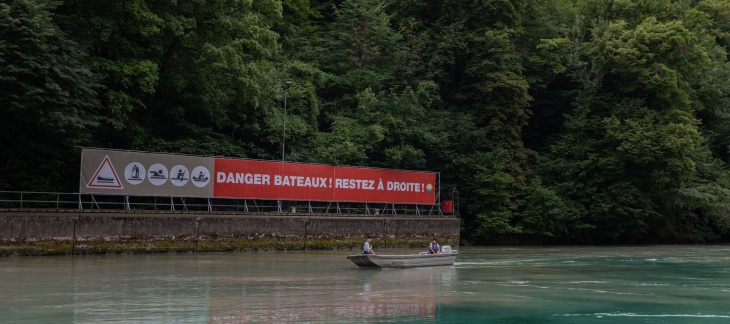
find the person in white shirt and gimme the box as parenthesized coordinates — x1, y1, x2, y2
(429, 239, 441, 254)
(363, 235, 374, 254)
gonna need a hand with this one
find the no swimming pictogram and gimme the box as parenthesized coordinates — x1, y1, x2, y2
(87, 155, 123, 189)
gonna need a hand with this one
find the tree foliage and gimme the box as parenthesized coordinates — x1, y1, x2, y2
(0, 0, 101, 190)
(536, 0, 730, 243)
(3, 0, 730, 243)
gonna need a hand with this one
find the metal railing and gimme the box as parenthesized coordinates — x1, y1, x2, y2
(0, 191, 453, 217)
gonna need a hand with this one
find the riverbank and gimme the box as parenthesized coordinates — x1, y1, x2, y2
(0, 209, 460, 256)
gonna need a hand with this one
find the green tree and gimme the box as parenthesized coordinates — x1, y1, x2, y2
(56, 0, 286, 158)
(538, 1, 728, 242)
(390, 0, 538, 242)
(301, 0, 440, 169)
(0, 0, 101, 191)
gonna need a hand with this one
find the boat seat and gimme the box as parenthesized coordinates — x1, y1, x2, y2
(442, 245, 452, 254)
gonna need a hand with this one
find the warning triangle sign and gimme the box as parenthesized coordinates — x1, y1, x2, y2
(87, 155, 124, 189)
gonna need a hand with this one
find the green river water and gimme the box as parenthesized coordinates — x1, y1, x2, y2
(1, 245, 729, 323)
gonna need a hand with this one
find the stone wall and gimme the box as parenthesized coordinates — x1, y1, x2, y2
(0, 210, 460, 256)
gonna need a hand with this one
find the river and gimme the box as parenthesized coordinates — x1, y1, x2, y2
(2, 245, 730, 323)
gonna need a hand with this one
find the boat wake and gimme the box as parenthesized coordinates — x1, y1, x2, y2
(555, 312, 730, 318)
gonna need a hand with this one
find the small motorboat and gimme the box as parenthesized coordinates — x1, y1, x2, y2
(347, 245, 458, 268)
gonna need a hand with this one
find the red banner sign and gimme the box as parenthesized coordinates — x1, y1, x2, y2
(80, 149, 438, 204)
(213, 158, 436, 204)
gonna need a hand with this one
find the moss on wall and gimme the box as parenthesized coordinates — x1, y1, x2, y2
(0, 212, 460, 256)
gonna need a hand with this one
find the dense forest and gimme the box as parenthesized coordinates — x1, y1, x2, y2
(2, 0, 730, 244)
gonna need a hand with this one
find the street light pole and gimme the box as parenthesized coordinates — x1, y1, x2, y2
(282, 80, 291, 162)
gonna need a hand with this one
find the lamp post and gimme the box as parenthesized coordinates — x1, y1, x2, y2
(282, 80, 292, 162)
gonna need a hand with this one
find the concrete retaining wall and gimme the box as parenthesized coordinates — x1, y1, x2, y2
(0, 210, 460, 256)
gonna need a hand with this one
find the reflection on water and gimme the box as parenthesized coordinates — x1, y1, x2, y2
(2, 246, 730, 323)
(208, 266, 455, 322)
